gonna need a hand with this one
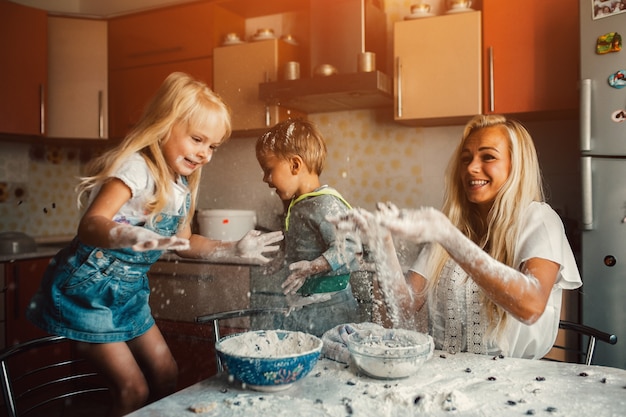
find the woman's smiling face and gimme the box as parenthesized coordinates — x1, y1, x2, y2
(460, 126, 512, 215)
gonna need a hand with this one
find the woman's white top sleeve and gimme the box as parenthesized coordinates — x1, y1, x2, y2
(503, 201, 582, 358)
(409, 202, 582, 359)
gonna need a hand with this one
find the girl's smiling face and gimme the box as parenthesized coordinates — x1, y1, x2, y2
(460, 126, 512, 215)
(162, 120, 225, 177)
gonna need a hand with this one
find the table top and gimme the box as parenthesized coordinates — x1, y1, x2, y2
(127, 350, 626, 417)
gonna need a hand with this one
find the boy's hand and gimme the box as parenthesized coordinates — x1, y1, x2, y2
(110, 225, 190, 252)
(235, 230, 284, 264)
(282, 260, 312, 294)
(282, 257, 331, 295)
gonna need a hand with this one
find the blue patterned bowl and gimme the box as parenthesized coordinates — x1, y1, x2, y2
(215, 330, 323, 392)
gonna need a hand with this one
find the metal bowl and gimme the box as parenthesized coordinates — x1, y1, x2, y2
(0, 232, 37, 255)
(216, 330, 322, 392)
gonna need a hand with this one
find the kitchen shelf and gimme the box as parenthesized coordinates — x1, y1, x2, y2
(258, 70, 393, 114)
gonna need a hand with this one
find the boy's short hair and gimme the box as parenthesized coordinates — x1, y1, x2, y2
(256, 119, 327, 175)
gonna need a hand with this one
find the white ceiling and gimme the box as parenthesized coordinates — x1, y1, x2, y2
(9, 0, 196, 17)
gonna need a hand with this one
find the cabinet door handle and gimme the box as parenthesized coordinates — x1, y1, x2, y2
(395, 56, 403, 118)
(39, 84, 45, 135)
(581, 156, 593, 230)
(12, 265, 20, 319)
(98, 90, 104, 138)
(488, 46, 495, 112)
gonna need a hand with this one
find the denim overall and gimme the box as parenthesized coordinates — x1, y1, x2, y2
(27, 193, 190, 343)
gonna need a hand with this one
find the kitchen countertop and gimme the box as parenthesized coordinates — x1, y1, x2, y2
(126, 351, 626, 417)
(0, 240, 263, 267)
(0, 244, 66, 263)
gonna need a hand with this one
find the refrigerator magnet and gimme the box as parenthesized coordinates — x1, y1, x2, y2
(608, 70, 626, 88)
(611, 109, 626, 122)
(596, 32, 622, 54)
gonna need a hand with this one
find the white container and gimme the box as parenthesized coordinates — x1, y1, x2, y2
(197, 209, 257, 241)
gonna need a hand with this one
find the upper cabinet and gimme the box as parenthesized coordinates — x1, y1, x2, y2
(0, 0, 47, 136)
(214, 39, 303, 132)
(482, 0, 579, 117)
(47, 17, 108, 139)
(394, 11, 482, 125)
(108, 2, 244, 139)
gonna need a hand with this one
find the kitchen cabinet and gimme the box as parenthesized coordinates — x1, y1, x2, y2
(393, 11, 482, 125)
(482, 0, 579, 117)
(108, 2, 243, 70)
(0, 0, 47, 136)
(4, 257, 52, 347)
(109, 58, 213, 139)
(107, 1, 244, 139)
(214, 39, 303, 132)
(47, 16, 108, 139)
(148, 260, 251, 389)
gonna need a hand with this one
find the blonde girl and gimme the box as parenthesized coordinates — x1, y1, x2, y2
(27, 72, 283, 416)
(334, 114, 581, 359)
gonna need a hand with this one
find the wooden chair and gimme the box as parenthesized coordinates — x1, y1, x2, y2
(548, 320, 618, 365)
(196, 308, 289, 373)
(0, 335, 110, 417)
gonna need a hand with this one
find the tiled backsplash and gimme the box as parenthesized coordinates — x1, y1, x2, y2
(0, 142, 83, 238)
(0, 111, 580, 240)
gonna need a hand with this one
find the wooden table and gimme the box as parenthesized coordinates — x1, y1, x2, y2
(127, 350, 626, 416)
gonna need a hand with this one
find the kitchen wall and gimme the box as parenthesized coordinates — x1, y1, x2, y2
(199, 111, 582, 234)
(0, 0, 580, 243)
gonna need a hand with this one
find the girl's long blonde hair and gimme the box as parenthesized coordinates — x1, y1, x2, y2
(77, 72, 231, 228)
(426, 114, 545, 339)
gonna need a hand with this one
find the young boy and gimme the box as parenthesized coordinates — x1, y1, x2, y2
(255, 119, 361, 336)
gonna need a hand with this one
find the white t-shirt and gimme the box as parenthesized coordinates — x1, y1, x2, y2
(89, 153, 189, 226)
(410, 202, 582, 359)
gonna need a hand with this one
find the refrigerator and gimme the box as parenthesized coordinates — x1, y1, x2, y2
(579, 0, 626, 369)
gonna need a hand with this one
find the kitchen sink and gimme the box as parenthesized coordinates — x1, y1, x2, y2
(0, 232, 37, 255)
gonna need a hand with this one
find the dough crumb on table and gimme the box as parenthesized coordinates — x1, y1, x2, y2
(188, 402, 217, 413)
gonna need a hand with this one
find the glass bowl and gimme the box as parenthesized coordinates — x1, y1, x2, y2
(346, 328, 433, 379)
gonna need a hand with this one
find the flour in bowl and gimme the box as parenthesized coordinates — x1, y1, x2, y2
(218, 330, 322, 358)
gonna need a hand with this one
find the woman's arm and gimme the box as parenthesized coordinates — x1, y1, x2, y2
(380, 206, 559, 325)
(331, 208, 425, 327)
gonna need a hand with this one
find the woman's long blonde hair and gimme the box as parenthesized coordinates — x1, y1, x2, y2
(77, 72, 231, 228)
(426, 114, 545, 339)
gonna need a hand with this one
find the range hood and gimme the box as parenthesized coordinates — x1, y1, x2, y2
(258, 0, 391, 114)
(259, 70, 392, 113)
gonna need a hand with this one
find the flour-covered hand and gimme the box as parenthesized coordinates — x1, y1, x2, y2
(328, 207, 389, 248)
(283, 257, 331, 295)
(282, 260, 311, 294)
(235, 230, 284, 264)
(109, 225, 190, 252)
(377, 205, 453, 245)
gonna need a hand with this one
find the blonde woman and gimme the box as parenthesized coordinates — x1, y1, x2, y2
(334, 114, 581, 359)
(27, 72, 283, 416)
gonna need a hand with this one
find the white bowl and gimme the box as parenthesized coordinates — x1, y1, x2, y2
(346, 328, 433, 379)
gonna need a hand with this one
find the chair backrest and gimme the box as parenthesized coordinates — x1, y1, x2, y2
(0, 335, 110, 417)
(548, 320, 618, 365)
(196, 308, 289, 373)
